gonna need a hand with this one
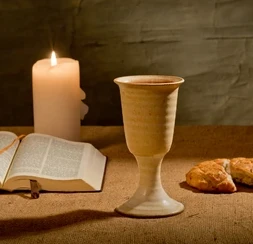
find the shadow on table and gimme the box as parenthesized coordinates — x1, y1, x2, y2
(179, 181, 202, 193)
(234, 183, 253, 193)
(0, 209, 120, 239)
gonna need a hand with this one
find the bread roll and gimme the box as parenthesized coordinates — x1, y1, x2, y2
(186, 159, 236, 193)
(230, 157, 253, 186)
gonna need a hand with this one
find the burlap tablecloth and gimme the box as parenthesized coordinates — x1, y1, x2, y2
(1, 126, 253, 244)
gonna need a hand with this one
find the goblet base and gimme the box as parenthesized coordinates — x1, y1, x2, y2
(115, 187, 184, 218)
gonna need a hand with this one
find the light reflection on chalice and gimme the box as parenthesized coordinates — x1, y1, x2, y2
(114, 75, 184, 218)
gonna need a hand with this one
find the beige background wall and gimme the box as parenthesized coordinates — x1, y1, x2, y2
(0, 0, 252, 125)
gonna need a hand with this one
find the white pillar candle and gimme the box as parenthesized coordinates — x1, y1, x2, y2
(32, 51, 81, 141)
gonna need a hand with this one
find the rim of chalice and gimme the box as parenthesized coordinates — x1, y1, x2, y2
(114, 75, 184, 86)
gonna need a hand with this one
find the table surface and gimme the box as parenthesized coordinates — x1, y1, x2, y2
(1, 126, 253, 244)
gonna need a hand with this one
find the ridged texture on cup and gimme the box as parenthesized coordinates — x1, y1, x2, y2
(118, 84, 179, 156)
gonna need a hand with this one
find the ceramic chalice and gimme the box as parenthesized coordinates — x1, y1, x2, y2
(114, 75, 184, 218)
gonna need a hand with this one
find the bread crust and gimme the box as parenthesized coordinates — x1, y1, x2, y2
(186, 159, 236, 193)
(230, 157, 253, 186)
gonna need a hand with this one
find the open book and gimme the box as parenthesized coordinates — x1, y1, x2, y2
(0, 131, 107, 193)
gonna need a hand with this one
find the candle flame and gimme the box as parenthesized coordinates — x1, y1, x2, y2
(51, 51, 57, 66)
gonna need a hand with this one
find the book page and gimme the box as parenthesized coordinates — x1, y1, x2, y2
(6, 133, 88, 180)
(0, 132, 19, 184)
(40, 139, 85, 179)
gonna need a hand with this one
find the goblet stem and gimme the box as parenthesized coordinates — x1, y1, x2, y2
(137, 155, 163, 194)
(115, 155, 184, 217)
